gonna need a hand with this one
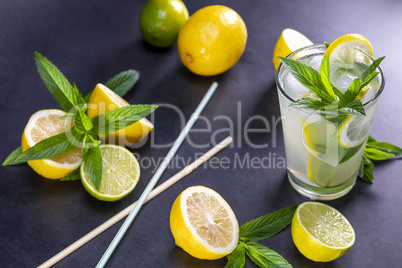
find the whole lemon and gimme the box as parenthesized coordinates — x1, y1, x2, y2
(177, 5, 247, 76)
(139, 0, 189, 47)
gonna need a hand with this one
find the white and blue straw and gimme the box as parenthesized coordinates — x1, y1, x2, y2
(96, 82, 218, 267)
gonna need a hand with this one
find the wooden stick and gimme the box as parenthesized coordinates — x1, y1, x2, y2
(38, 136, 233, 268)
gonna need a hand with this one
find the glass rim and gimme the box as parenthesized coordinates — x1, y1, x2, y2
(275, 43, 385, 111)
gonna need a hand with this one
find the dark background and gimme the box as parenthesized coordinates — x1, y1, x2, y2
(1, 0, 401, 267)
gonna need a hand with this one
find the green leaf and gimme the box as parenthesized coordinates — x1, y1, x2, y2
(34, 52, 85, 111)
(245, 242, 292, 268)
(339, 142, 364, 164)
(361, 56, 385, 81)
(278, 57, 333, 102)
(91, 104, 158, 135)
(2, 146, 23, 166)
(324, 42, 331, 49)
(74, 109, 93, 133)
(225, 242, 246, 268)
(364, 147, 395, 161)
(338, 99, 365, 116)
(82, 145, 103, 190)
(366, 136, 402, 156)
(60, 168, 81, 181)
(320, 53, 336, 101)
(359, 160, 374, 183)
(289, 98, 329, 111)
(105, 69, 140, 97)
(6, 130, 82, 165)
(342, 78, 363, 106)
(239, 205, 297, 242)
(60, 103, 87, 121)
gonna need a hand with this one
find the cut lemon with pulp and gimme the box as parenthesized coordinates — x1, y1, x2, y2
(292, 202, 355, 262)
(170, 186, 239, 260)
(273, 28, 313, 72)
(87, 83, 154, 146)
(80, 144, 140, 201)
(21, 109, 82, 179)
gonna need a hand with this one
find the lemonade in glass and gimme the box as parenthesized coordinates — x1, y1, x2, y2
(275, 43, 384, 200)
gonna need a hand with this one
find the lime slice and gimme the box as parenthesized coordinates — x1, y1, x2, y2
(292, 202, 355, 262)
(80, 144, 140, 201)
(338, 115, 370, 148)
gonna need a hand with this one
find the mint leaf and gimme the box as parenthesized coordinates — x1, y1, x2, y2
(225, 242, 246, 268)
(91, 104, 157, 135)
(320, 53, 336, 101)
(289, 98, 329, 111)
(342, 78, 363, 106)
(366, 136, 402, 156)
(34, 52, 85, 111)
(339, 142, 365, 164)
(245, 242, 292, 268)
(364, 147, 395, 160)
(338, 99, 365, 116)
(359, 158, 374, 183)
(361, 56, 385, 81)
(278, 57, 333, 102)
(105, 69, 140, 97)
(324, 42, 331, 49)
(60, 168, 81, 181)
(239, 205, 297, 242)
(74, 109, 93, 133)
(7, 129, 83, 165)
(60, 103, 87, 121)
(82, 145, 103, 190)
(2, 146, 23, 166)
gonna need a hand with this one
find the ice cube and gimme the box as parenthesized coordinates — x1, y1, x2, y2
(283, 72, 310, 100)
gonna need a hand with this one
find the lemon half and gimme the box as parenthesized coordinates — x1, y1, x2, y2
(87, 83, 154, 146)
(21, 109, 82, 179)
(170, 186, 239, 260)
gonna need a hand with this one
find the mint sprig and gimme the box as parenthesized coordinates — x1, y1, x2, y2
(359, 136, 402, 183)
(225, 205, 297, 268)
(278, 52, 384, 117)
(3, 53, 157, 191)
(34, 52, 85, 111)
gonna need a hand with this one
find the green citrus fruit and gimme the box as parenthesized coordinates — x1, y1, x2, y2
(139, 0, 189, 47)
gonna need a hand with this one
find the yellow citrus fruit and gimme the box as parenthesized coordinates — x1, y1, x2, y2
(80, 144, 140, 201)
(170, 186, 239, 260)
(87, 83, 154, 146)
(21, 109, 82, 179)
(324, 33, 373, 62)
(139, 0, 189, 47)
(273, 28, 313, 72)
(177, 5, 247, 76)
(292, 202, 355, 262)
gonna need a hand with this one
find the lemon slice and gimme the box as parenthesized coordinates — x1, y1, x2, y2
(87, 83, 154, 146)
(80, 144, 140, 201)
(170, 186, 239, 260)
(324, 33, 373, 61)
(338, 115, 370, 148)
(292, 202, 355, 262)
(273, 28, 313, 72)
(21, 109, 82, 179)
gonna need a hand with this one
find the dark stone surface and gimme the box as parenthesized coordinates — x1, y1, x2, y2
(1, 0, 401, 267)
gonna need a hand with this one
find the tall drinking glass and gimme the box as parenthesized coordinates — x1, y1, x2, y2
(275, 44, 385, 200)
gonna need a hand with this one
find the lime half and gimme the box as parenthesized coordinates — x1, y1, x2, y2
(80, 144, 140, 201)
(292, 202, 355, 262)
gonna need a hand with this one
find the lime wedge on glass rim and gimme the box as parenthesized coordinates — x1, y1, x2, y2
(80, 144, 140, 201)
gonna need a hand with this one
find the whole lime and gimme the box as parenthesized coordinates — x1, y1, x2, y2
(139, 0, 189, 48)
